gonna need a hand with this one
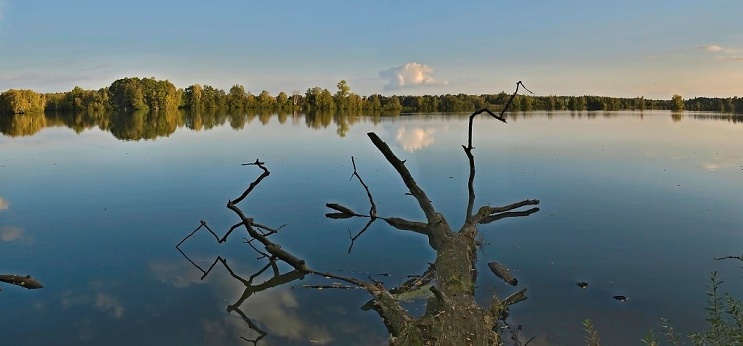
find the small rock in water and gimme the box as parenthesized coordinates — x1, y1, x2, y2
(576, 282, 588, 289)
(613, 295, 629, 301)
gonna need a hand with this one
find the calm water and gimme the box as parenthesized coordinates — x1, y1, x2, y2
(1, 110, 742, 345)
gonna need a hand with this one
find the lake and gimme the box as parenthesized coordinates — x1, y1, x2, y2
(1, 110, 742, 345)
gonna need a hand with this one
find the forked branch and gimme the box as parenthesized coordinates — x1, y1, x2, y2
(465, 81, 533, 219)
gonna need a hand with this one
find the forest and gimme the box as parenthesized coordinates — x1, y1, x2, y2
(1, 77, 742, 116)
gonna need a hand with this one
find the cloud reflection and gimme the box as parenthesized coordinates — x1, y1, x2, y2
(95, 293, 125, 319)
(0, 196, 8, 210)
(208, 270, 334, 344)
(244, 289, 332, 343)
(700, 154, 743, 172)
(149, 260, 205, 288)
(74, 320, 96, 341)
(396, 127, 435, 152)
(0, 226, 32, 244)
(61, 291, 125, 319)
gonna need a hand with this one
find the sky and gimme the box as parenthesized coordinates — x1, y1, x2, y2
(0, 1, 741, 99)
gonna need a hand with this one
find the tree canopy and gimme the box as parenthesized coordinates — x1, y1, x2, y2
(2, 77, 742, 116)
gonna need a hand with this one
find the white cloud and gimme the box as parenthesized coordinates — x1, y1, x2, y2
(396, 127, 435, 152)
(701, 44, 723, 52)
(700, 44, 743, 60)
(379, 62, 447, 91)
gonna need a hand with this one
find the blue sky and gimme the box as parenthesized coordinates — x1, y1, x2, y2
(0, 1, 741, 99)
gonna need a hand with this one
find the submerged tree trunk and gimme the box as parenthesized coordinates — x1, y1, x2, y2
(360, 129, 538, 345)
(178, 82, 539, 345)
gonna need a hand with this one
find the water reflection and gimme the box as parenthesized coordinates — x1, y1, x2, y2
(395, 126, 435, 152)
(0, 226, 31, 243)
(109, 110, 182, 140)
(176, 104, 543, 344)
(2, 109, 742, 140)
(0, 112, 47, 136)
(2, 110, 743, 344)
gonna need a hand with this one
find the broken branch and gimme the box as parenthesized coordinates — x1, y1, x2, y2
(367, 132, 438, 224)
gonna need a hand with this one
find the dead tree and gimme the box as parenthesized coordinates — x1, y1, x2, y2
(179, 82, 539, 345)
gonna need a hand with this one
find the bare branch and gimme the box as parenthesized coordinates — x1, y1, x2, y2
(351, 156, 377, 217)
(464, 81, 532, 220)
(465, 147, 477, 220)
(176, 220, 228, 247)
(252, 222, 285, 236)
(367, 132, 438, 224)
(233, 159, 270, 205)
(326, 203, 358, 216)
(472, 199, 541, 225)
(466, 81, 532, 150)
(382, 217, 430, 235)
(481, 207, 540, 224)
(347, 218, 376, 254)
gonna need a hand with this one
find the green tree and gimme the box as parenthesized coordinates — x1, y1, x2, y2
(137, 77, 178, 110)
(384, 95, 402, 110)
(183, 84, 204, 109)
(200, 85, 226, 109)
(335, 80, 351, 109)
(257, 90, 274, 108)
(671, 94, 684, 111)
(227, 84, 249, 109)
(724, 98, 735, 113)
(348, 93, 363, 110)
(276, 91, 289, 108)
(0, 89, 46, 114)
(109, 77, 147, 111)
(509, 95, 521, 111)
(367, 94, 382, 110)
(635, 96, 646, 111)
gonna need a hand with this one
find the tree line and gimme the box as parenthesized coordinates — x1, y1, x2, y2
(1, 77, 742, 115)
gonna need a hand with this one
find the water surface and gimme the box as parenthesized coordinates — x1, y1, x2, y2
(1, 110, 742, 345)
